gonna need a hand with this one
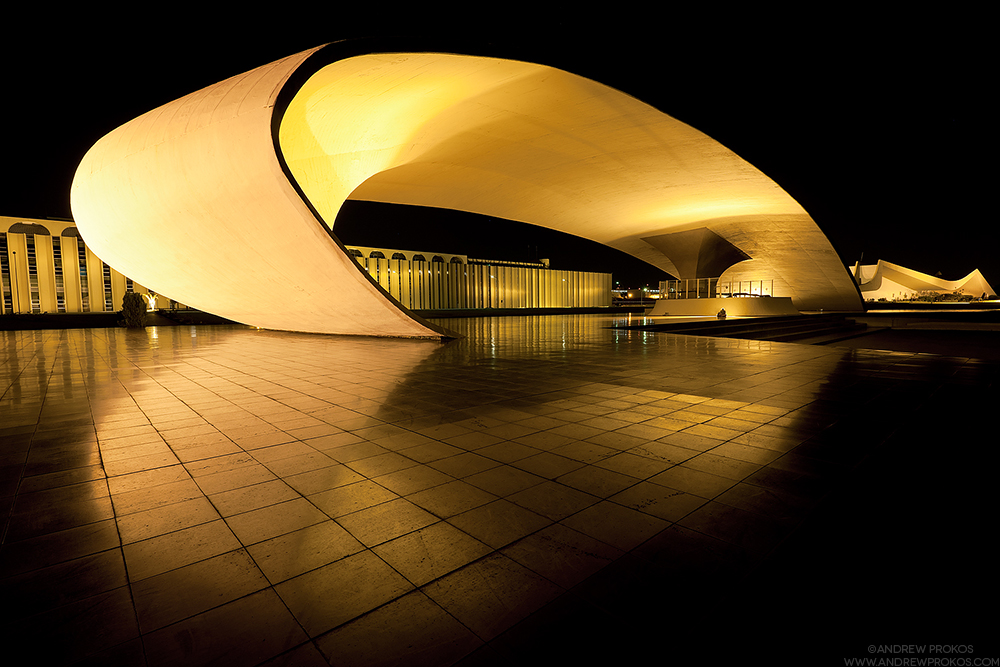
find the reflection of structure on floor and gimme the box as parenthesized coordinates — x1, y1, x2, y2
(346, 245, 610, 310)
(3, 315, 996, 663)
(851, 259, 997, 301)
(71, 41, 862, 338)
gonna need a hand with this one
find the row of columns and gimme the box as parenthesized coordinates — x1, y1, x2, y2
(360, 258, 612, 310)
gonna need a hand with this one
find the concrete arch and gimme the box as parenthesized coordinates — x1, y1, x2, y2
(70, 40, 861, 337)
(8, 222, 51, 235)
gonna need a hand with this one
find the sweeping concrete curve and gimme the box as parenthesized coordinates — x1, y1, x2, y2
(853, 260, 998, 300)
(70, 40, 862, 337)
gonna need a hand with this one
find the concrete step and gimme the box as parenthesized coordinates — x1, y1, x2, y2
(793, 325, 878, 346)
(765, 322, 868, 343)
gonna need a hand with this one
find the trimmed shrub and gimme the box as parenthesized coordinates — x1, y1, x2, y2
(121, 292, 147, 329)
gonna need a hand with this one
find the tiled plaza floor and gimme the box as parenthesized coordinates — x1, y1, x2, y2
(2, 315, 998, 665)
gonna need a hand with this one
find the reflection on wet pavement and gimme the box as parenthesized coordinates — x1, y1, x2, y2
(2, 316, 997, 664)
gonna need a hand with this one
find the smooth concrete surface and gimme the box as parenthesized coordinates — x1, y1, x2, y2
(71, 43, 861, 339)
(69, 47, 445, 339)
(2, 315, 997, 665)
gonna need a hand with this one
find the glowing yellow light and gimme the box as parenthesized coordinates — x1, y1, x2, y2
(70, 46, 862, 337)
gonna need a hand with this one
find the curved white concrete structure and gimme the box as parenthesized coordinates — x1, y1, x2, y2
(71, 41, 862, 337)
(853, 260, 997, 300)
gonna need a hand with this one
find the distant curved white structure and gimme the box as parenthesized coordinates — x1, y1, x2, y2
(852, 260, 997, 300)
(71, 40, 862, 337)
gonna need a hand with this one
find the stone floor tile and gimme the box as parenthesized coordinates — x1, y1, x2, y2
(247, 519, 365, 584)
(142, 589, 308, 667)
(315, 591, 481, 666)
(447, 499, 551, 549)
(123, 519, 242, 581)
(4, 317, 997, 665)
(224, 497, 328, 546)
(373, 522, 492, 586)
(559, 500, 670, 551)
(336, 498, 439, 547)
(132, 549, 267, 633)
(422, 553, 562, 641)
(500, 523, 622, 590)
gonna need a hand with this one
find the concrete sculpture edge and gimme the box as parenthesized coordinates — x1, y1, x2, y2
(71, 40, 862, 337)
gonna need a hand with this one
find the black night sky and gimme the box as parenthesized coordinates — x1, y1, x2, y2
(3, 10, 992, 289)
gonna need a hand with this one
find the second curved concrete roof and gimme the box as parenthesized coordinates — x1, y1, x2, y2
(855, 260, 997, 299)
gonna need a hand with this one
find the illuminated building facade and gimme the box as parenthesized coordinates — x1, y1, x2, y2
(70, 40, 862, 337)
(348, 246, 610, 310)
(0, 216, 156, 315)
(0, 216, 609, 316)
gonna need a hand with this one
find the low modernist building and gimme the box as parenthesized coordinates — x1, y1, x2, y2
(1, 216, 609, 316)
(852, 260, 997, 301)
(349, 246, 610, 310)
(71, 40, 862, 337)
(0, 216, 157, 315)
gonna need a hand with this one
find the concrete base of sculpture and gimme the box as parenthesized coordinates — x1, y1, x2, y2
(645, 297, 799, 318)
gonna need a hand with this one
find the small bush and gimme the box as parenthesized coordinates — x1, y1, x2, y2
(121, 292, 147, 329)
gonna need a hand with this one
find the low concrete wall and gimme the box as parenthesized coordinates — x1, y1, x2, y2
(646, 297, 799, 317)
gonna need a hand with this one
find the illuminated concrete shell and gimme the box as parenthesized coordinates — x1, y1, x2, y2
(853, 260, 998, 301)
(70, 41, 862, 337)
